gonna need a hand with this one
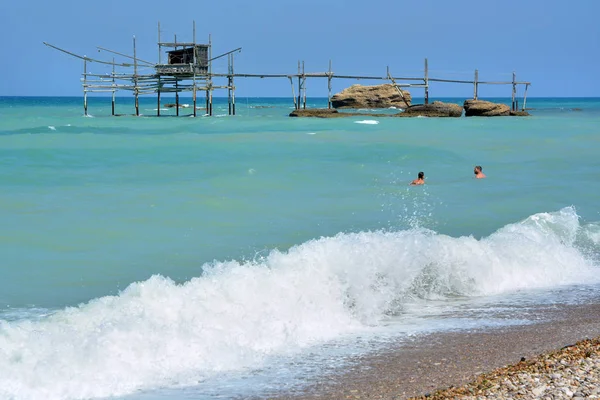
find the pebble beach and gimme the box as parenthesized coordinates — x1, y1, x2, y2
(412, 336, 600, 399)
(272, 302, 600, 400)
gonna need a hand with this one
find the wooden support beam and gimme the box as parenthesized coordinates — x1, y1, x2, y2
(83, 59, 88, 116)
(289, 76, 297, 109)
(474, 69, 479, 100)
(176, 78, 180, 116)
(193, 73, 197, 117)
(158, 21, 161, 65)
(297, 61, 301, 110)
(111, 58, 116, 116)
(157, 77, 161, 117)
(227, 54, 232, 115)
(424, 58, 429, 105)
(302, 61, 307, 109)
(522, 83, 529, 111)
(387, 68, 411, 109)
(511, 71, 517, 111)
(328, 60, 332, 109)
(229, 53, 235, 115)
(133, 36, 139, 116)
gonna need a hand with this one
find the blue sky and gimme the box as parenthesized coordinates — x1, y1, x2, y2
(1, 0, 598, 98)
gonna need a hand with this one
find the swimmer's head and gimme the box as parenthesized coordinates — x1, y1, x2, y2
(418, 171, 424, 179)
(474, 166, 482, 174)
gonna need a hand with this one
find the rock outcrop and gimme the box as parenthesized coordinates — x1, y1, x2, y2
(464, 100, 514, 116)
(289, 108, 343, 118)
(331, 84, 412, 109)
(509, 110, 531, 116)
(396, 101, 463, 118)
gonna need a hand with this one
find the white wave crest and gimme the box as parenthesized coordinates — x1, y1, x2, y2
(0, 207, 597, 400)
(354, 120, 379, 125)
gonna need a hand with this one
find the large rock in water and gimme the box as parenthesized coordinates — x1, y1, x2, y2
(289, 108, 344, 118)
(397, 101, 463, 117)
(331, 84, 412, 109)
(463, 99, 511, 116)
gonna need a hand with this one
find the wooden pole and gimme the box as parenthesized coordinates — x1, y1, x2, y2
(133, 36, 139, 116)
(297, 61, 301, 110)
(174, 34, 179, 116)
(328, 59, 332, 109)
(522, 83, 529, 111)
(302, 61, 307, 109)
(511, 71, 516, 111)
(83, 58, 88, 116)
(111, 58, 115, 116)
(232, 53, 236, 115)
(158, 21, 161, 64)
(193, 75, 197, 118)
(209, 34, 213, 116)
(157, 77, 161, 117)
(474, 69, 479, 100)
(193, 21, 197, 118)
(228, 54, 232, 115)
(176, 79, 179, 116)
(289, 76, 297, 109)
(424, 58, 429, 105)
(387, 67, 410, 109)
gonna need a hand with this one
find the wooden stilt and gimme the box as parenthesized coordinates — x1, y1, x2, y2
(157, 22, 161, 117)
(302, 61, 306, 110)
(176, 79, 179, 116)
(474, 69, 479, 100)
(157, 22, 161, 64)
(231, 53, 236, 115)
(157, 77, 161, 117)
(193, 20, 197, 117)
(424, 58, 429, 105)
(297, 61, 301, 110)
(111, 58, 116, 116)
(511, 71, 516, 111)
(228, 54, 232, 115)
(209, 33, 213, 116)
(133, 36, 139, 116)
(289, 76, 297, 109)
(328, 60, 332, 109)
(387, 68, 410, 109)
(83, 59, 88, 116)
(193, 77, 197, 117)
(522, 83, 529, 111)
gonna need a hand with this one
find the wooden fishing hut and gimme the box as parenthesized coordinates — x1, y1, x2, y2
(44, 21, 531, 117)
(44, 21, 240, 117)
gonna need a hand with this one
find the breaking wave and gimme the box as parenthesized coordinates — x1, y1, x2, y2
(0, 207, 598, 400)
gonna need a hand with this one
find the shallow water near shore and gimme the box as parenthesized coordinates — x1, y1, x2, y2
(0, 96, 599, 400)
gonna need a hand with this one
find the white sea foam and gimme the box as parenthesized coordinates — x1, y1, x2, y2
(354, 120, 379, 125)
(306, 132, 317, 135)
(47, 126, 56, 131)
(0, 207, 597, 400)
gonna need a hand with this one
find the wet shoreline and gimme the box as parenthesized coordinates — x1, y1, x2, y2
(266, 302, 600, 399)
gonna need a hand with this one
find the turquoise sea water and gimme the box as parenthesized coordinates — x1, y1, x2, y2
(1, 96, 599, 399)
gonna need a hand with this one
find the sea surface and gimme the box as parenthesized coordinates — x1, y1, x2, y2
(0, 96, 599, 400)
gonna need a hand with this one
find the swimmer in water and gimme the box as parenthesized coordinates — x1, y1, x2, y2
(474, 165, 486, 179)
(410, 171, 425, 185)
